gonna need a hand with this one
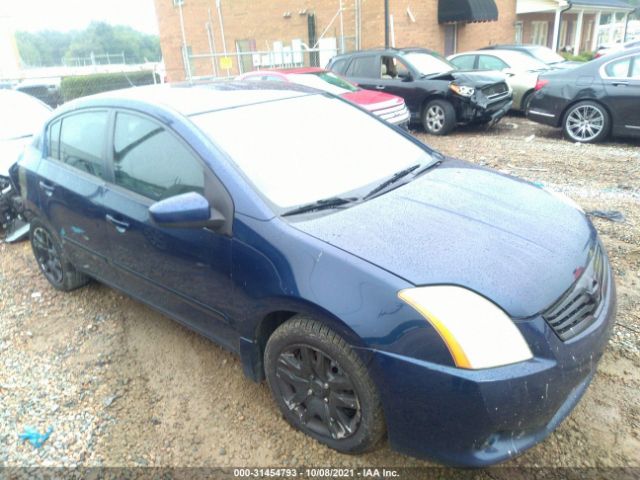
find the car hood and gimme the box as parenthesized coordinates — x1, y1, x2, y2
(429, 69, 507, 87)
(341, 90, 404, 111)
(0, 137, 30, 177)
(293, 160, 595, 318)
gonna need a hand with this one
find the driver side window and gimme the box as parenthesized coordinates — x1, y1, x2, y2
(380, 56, 411, 80)
(112, 112, 205, 201)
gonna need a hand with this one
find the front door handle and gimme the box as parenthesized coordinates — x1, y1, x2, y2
(105, 214, 130, 233)
(375, 85, 385, 90)
(39, 181, 55, 197)
(611, 81, 629, 87)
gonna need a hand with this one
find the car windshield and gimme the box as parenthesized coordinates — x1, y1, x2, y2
(0, 91, 51, 141)
(192, 94, 434, 209)
(528, 46, 565, 64)
(402, 51, 456, 76)
(289, 71, 359, 95)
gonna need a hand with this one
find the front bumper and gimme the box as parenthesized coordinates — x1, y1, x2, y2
(458, 96, 513, 127)
(367, 266, 616, 467)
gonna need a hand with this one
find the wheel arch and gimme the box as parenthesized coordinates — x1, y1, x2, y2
(239, 302, 371, 383)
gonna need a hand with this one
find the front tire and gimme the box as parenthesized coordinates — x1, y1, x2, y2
(562, 101, 610, 143)
(30, 218, 89, 291)
(422, 99, 456, 135)
(264, 316, 385, 454)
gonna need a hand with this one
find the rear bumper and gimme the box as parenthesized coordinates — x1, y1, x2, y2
(367, 265, 616, 467)
(527, 108, 560, 127)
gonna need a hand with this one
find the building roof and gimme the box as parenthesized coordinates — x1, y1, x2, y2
(569, 0, 635, 9)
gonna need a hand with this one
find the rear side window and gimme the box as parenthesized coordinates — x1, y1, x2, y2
(113, 112, 204, 201)
(605, 58, 630, 78)
(330, 58, 348, 74)
(59, 111, 108, 177)
(478, 55, 508, 71)
(451, 55, 476, 70)
(345, 55, 378, 78)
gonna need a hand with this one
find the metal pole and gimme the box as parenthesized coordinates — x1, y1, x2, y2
(178, 1, 192, 81)
(384, 0, 390, 49)
(216, 0, 230, 75)
(339, 0, 345, 53)
(206, 8, 219, 77)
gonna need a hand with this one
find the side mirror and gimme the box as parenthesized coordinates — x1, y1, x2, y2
(149, 192, 224, 229)
(398, 71, 413, 81)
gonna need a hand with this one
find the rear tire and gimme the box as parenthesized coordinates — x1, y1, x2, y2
(422, 99, 456, 135)
(562, 101, 610, 143)
(521, 91, 533, 113)
(30, 218, 89, 291)
(264, 316, 385, 454)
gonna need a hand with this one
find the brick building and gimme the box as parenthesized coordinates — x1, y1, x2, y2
(154, 0, 518, 81)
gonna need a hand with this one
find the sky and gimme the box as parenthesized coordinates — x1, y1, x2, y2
(0, 0, 159, 34)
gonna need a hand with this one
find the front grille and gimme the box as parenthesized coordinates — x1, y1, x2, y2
(543, 244, 608, 341)
(374, 103, 410, 125)
(482, 82, 509, 100)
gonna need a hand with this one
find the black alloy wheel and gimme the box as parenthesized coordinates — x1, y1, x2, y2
(275, 344, 361, 440)
(31, 225, 64, 286)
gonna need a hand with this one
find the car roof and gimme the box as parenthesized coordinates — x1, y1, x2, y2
(331, 47, 439, 59)
(60, 81, 318, 117)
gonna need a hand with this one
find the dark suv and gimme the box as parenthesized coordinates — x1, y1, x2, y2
(327, 48, 512, 135)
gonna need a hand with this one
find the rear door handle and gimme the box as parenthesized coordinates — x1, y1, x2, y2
(39, 181, 55, 196)
(105, 214, 130, 233)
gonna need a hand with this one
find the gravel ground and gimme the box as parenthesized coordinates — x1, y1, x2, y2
(1, 116, 639, 472)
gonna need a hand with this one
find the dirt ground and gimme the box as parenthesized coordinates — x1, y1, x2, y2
(1, 116, 639, 472)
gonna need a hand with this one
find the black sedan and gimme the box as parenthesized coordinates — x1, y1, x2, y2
(326, 48, 512, 135)
(527, 47, 640, 143)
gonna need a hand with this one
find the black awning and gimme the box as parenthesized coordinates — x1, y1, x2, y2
(438, 0, 499, 24)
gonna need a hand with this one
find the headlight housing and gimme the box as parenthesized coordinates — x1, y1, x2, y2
(398, 286, 533, 369)
(449, 83, 475, 97)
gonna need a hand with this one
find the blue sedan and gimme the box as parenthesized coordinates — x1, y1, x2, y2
(11, 82, 615, 466)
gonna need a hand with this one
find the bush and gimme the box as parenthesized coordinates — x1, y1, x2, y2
(60, 71, 159, 102)
(560, 51, 595, 62)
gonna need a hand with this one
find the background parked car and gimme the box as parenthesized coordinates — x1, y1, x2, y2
(527, 47, 640, 143)
(0, 90, 51, 242)
(15, 78, 62, 108)
(595, 39, 640, 58)
(237, 68, 410, 128)
(448, 49, 550, 111)
(327, 48, 512, 135)
(480, 44, 581, 69)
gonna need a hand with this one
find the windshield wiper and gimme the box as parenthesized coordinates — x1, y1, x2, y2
(282, 196, 359, 217)
(363, 164, 421, 200)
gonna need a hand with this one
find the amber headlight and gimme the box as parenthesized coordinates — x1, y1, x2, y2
(398, 286, 533, 369)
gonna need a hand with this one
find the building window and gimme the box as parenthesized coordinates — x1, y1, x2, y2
(515, 21, 524, 44)
(531, 21, 549, 46)
(444, 23, 457, 57)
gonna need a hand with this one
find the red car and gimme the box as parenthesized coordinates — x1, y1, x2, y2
(237, 67, 410, 128)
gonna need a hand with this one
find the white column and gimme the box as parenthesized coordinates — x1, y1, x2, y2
(592, 11, 601, 50)
(609, 12, 617, 44)
(552, 7, 562, 51)
(574, 10, 584, 55)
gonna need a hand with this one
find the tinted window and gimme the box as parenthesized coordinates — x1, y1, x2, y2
(478, 55, 509, 71)
(59, 111, 108, 177)
(451, 55, 476, 70)
(330, 58, 348, 74)
(346, 56, 378, 78)
(49, 119, 61, 160)
(113, 112, 204, 201)
(605, 58, 631, 77)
